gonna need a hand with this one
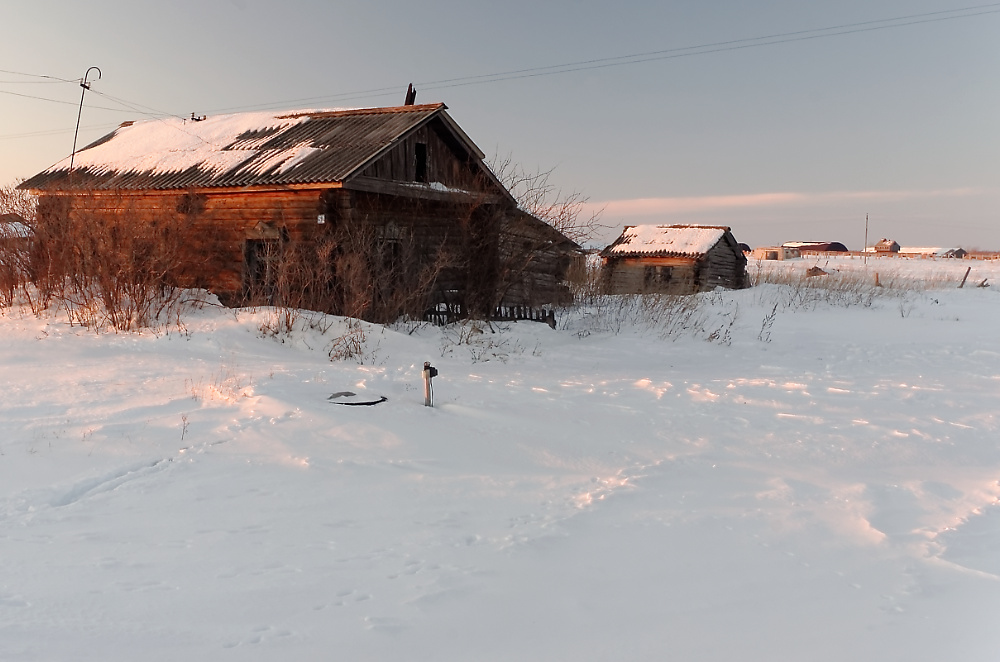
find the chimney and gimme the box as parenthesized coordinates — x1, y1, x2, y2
(404, 83, 416, 106)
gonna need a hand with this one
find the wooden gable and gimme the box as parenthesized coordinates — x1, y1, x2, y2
(358, 117, 477, 189)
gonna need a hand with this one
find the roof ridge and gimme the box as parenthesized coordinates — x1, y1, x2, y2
(278, 103, 447, 120)
(624, 223, 731, 231)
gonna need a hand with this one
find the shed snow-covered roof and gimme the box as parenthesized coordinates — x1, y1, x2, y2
(601, 225, 731, 258)
(20, 103, 475, 192)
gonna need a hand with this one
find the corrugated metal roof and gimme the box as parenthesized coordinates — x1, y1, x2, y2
(20, 104, 457, 192)
(601, 225, 732, 258)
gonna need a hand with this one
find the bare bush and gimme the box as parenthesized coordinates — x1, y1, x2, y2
(439, 319, 522, 363)
(0, 192, 219, 331)
(752, 264, 909, 310)
(0, 184, 36, 306)
(243, 217, 453, 330)
(571, 291, 709, 340)
(489, 155, 604, 246)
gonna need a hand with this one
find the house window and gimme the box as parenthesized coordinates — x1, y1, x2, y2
(414, 143, 427, 182)
(643, 266, 673, 288)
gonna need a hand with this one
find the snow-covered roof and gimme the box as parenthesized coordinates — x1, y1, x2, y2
(0, 220, 30, 239)
(20, 104, 467, 192)
(601, 225, 731, 258)
(0, 213, 30, 239)
(898, 247, 966, 257)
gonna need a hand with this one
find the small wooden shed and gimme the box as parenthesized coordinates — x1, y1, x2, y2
(600, 224, 747, 294)
(752, 246, 800, 261)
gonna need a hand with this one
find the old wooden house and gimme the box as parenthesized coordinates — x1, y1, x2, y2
(752, 246, 801, 261)
(600, 225, 747, 294)
(20, 103, 579, 320)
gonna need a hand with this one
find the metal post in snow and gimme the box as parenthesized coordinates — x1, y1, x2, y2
(422, 361, 438, 407)
(69, 66, 102, 179)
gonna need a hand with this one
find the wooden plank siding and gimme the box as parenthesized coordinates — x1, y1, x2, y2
(359, 120, 479, 190)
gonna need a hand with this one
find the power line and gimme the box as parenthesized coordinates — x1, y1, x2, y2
(420, 7, 1000, 94)
(4, 2, 998, 128)
(395, 2, 1000, 95)
(0, 122, 121, 141)
(0, 68, 77, 83)
(89, 89, 186, 121)
(204, 2, 1000, 113)
(0, 87, 126, 112)
(0, 79, 71, 85)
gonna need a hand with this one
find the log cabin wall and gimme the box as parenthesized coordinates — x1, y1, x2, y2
(40, 183, 574, 313)
(44, 188, 327, 301)
(603, 256, 699, 294)
(331, 190, 572, 309)
(602, 232, 748, 295)
(700, 239, 747, 290)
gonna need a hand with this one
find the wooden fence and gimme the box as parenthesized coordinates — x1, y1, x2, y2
(424, 304, 556, 327)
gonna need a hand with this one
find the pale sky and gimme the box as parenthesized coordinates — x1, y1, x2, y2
(2, 0, 997, 249)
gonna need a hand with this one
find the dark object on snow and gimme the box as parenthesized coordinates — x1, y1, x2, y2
(806, 266, 828, 277)
(327, 391, 388, 406)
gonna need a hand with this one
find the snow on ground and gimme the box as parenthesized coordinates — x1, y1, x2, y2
(2, 259, 1000, 661)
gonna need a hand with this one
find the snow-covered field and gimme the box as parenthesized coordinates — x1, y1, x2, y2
(2, 257, 999, 661)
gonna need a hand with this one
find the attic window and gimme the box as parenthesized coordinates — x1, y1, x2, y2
(414, 143, 427, 183)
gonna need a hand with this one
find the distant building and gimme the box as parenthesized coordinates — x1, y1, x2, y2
(752, 246, 801, 261)
(898, 247, 967, 259)
(781, 241, 848, 252)
(600, 224, 747, 294)
(874, 238, 900, 254)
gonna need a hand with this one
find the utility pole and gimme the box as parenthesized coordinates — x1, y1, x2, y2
(69, 66, 102, 178)
(863, 213, 869, 267)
